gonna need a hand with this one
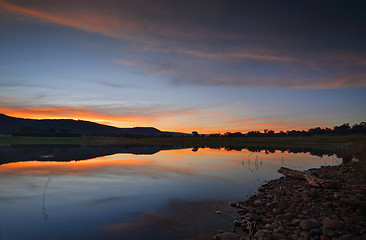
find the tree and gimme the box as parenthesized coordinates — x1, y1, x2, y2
(192, 131, 199, 137)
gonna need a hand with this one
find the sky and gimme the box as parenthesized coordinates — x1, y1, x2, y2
(0, 0, 365, 133)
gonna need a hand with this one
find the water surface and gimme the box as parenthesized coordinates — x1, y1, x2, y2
(0, 146, 341, 240)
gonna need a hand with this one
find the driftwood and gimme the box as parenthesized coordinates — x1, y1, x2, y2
(278, 167, 332, 187)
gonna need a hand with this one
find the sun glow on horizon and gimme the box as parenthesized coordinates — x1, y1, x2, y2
(0, 106, 337, 134)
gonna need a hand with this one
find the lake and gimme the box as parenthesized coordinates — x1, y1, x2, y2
(0, 145, 342, 240)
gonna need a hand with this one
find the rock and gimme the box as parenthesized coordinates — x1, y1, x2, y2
(222, 159, 366, 239)
(254, 200, 263, 206)
(289, 233, 298, 240)
(290, 219, 301, 226)
(278, 226, 285, 232)
(322, 218, 343, 230)
(265, 223, 273, 230)
(233, 220, 241, 227)
(214, 232, 238, 240)
(322, 201, 333, 208)
(358, 220, 366, 227)
(322, 229, 340, 238)
(300, 219, 319, 230)
(261, 217, 272, 225)
(320, 235, 331, 240)
(303, 196, 311, 202)
(254, 229, 271, 239)
(310, 228, 322, 236)
(283, 213, 293, 220)
(249, 213, 260, 221)
(340, 198, 360, 206)
(229, 202, 237, 208)
(339, 233, 354, 240)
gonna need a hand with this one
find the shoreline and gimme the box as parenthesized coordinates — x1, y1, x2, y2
(215, 155, 366, 240)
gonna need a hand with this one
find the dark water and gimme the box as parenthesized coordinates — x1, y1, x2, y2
(0, 145, 341, 240)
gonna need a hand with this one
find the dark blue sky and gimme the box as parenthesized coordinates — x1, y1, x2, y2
(0, 0, 365, 132)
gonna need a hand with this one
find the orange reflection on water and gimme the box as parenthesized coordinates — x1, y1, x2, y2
(0, 151, 205, 177)
(0, 148, 337, 179)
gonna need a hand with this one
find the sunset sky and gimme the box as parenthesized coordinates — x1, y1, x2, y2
(1, 0, 365, 133)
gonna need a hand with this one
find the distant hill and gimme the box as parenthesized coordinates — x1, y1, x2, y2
(0, 113, 184, 137)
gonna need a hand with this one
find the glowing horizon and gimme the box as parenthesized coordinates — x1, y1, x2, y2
(0, 109, 338, 134)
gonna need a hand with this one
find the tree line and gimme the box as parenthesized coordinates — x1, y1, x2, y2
(194, 122, 366, 137)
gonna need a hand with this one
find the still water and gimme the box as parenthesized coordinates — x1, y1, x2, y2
(0, 146, 341, 240)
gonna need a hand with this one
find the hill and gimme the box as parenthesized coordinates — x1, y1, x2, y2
(0, 113, 181, 137)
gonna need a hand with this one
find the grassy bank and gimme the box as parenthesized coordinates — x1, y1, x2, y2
(0, 135, 365, 148)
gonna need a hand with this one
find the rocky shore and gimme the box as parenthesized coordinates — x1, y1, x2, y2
(215, 156, 366, 240)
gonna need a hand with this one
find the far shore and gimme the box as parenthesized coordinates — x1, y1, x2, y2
(0, 135, 365, 147)
(0, 135, 365, 160)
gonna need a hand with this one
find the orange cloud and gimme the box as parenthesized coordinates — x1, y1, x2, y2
(0, 0, 144, 41)
(0, 1, 80, 27)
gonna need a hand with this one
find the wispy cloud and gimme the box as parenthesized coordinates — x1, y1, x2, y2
(113, 58, 145, 67)
(178, 49, 295, 62)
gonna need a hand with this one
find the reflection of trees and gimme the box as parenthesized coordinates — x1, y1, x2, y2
(208, 145, 344, 159)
